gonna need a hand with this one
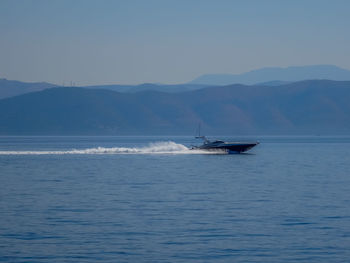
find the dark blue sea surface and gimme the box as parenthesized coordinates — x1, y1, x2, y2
(1, 136, 350, 262)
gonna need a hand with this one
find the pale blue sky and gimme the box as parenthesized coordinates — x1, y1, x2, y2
(1, 0, 350, 85)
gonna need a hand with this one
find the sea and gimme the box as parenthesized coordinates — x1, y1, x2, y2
(0, 135, 350, 263)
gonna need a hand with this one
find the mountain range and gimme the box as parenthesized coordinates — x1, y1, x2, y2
(0, 80, 349, 135)
(191, 65, 350, 85)
(2, 65, 350, 99)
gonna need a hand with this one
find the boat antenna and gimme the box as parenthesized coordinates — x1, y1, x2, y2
(195, 123, 209, 143)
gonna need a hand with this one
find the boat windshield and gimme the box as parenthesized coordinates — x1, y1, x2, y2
(212, 140, 225, 144)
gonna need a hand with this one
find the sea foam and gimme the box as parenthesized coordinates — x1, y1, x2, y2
(0, 141, 226, 155)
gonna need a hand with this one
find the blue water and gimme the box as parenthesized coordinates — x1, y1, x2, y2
(1, 136, 350, 262)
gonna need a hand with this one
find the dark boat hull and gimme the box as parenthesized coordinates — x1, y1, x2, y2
(193, 142, 259, 153)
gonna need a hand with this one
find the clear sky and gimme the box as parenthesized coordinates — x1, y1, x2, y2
(1, 0, 350, 85)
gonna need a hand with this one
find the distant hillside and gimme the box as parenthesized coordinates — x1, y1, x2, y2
(255, 80, 292, 86)
(0, 78, 209, 99)
(85, 83, 209, 93)
(0, 80, 349, 135)
(3, 65, 350, 99)
(0, 78, 57, 99)
(191, 65, 350, 85)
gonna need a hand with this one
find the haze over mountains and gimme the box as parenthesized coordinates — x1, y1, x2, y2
(191, 65, 350, 85)
(1, 65, 350, 99)
(0, 79, 349, 135)
(1, 65, 350, 135)
(0, 78, 57, 99)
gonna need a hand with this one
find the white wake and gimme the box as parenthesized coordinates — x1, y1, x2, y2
(0, 141, 226, 155)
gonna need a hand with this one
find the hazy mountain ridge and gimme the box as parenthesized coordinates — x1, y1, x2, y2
(2, 65, 350, 99)
(191, 65, 350, 85)
(0, 78, 57, 99)
(85, 83, 209, 93)
(0, 80, 349, 135)
(0, 79, 210, 99)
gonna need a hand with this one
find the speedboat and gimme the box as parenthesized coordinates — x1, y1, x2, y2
(191, 135, 259, 154)
(190, 124, 259, 153)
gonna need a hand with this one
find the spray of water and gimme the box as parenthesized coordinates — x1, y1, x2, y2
(0, 141, 227, 155)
